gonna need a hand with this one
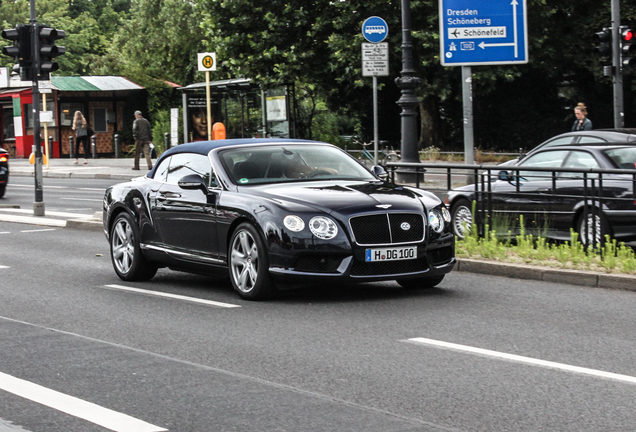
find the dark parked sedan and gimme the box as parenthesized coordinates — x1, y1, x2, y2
(448, 143, 636, 245)
(502, 129, 636, 167)
(103, 139, 455, 300)
(0, 147, 8, 198)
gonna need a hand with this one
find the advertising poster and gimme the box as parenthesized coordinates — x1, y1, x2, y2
(186, 95, 221, 141)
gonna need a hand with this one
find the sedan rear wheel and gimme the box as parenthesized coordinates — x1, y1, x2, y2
(110, 212, 157, 281)
(229, 223, 274, 300)
(0, 184, 5, 199)
(451, 199, 473, 239)
(577, 211, 610, 248)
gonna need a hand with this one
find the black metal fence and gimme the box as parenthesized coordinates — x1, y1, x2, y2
(385, 162, 636, 247)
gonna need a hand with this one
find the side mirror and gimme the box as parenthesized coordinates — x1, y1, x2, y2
(178, 174, 207, 192)
(498, 170, 510, 181)
(372, 165, 388, 180)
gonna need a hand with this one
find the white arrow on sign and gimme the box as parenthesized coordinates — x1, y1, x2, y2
(477, 0, 519, 58)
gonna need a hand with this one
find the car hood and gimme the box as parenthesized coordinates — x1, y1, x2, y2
(244, 181, 427, 215)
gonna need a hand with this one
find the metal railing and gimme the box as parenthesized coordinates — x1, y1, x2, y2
(385, 161, 636, 248)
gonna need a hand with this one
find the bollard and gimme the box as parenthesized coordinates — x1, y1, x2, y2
(91, 135, 97, 159)
(114, 134, 120, 158)
(69, 136, 74, 159)
(48, 136, 53, 157)
(164, 132, 170, 151)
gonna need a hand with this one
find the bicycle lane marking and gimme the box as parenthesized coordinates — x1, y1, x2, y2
(404, 337, 636, 385)
(0, 372, 167, 432)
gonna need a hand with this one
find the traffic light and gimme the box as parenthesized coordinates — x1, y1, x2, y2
(37, 25, 65, 80)
(1, 24, 33, 81)
(620, 26, 636, 73)
(595, 27, 613, 63)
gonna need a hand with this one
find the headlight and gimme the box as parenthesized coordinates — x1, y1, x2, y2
(428, 209, 444, 233)
(441, 206, 451, 223)
(284, 215, 305, 232)
(309, 216, 338, 239)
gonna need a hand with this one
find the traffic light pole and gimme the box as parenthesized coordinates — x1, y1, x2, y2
(612, 0, 624, 128)
(30, 0, 44, 216)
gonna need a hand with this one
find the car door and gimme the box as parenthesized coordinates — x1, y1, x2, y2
(552, 150, 602, 235)
(153, 152, 219, 261)
(492, 150, 569, 233)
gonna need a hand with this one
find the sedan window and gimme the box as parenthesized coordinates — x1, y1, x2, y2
(578, 136, 608, 144)
(517, 150, 569, 181)
(559, 151, 600, 179)
(166, 153, 212, 186)
(604, 147, 636, 169)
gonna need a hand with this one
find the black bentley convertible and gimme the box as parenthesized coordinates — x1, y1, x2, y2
(103, 139, 455, 300)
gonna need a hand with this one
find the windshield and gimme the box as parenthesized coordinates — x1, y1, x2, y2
(220, 144, 377, 185)
(603, 147, 636, 169)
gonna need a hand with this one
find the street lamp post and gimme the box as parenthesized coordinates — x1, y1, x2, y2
(395, 0, 421, 181)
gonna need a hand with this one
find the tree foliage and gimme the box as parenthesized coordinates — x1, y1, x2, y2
(2, 0, 635, 151)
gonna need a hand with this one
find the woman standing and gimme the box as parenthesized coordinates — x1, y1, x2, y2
(72, 111, 89, 164)
(571, 103, 593, 131)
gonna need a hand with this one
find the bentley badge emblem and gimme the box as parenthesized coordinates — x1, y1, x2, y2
(376, 204, 392, 209)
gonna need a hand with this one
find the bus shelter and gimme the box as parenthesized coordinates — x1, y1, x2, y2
(179, 79, 296, 142)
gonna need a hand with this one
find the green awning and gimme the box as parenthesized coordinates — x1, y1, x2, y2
(50, 76, 100, 91)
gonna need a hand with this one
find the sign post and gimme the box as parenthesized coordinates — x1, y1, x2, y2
(197, 52, 216, 140)
(361, 17, 389, 165)
(440, 0, 528, 164)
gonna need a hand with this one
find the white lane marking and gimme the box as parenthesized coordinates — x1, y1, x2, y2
(10, 184, 67, 189)
(78, 188, 106, 191)
(0, 265, 9, 269)
(0, 208, 94, 219)
(0, 232, 9, 235)
(0, 371, 167, 432)
(0, 214, 65, 227)
(59, 198, 104, 202)
(104, 284, 241, 308)
(20, 228, 57, 233)
(406, 337, 636, 385)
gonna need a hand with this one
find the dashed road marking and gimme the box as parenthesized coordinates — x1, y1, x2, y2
(0, 265, 9, 269)
(103, 284, 241, 308)
(0, 371, 167, 432)
(20, 229, 57, 233)
(405, 337, 636, 385)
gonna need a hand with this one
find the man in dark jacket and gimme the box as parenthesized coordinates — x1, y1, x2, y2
(132, 110, 153, 170)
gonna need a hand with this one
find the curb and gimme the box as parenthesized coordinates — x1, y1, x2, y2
(11, 170, 135, 181)
(456, 258, 636, 291)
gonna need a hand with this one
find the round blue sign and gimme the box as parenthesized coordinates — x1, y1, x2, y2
(362, 16, 388, 43)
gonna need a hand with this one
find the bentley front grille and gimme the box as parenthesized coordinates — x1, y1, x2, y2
(349, 213, 424, 245)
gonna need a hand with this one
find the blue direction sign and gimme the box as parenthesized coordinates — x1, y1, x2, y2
(439, 0, 528, 66)
(362, 16, 388, 43)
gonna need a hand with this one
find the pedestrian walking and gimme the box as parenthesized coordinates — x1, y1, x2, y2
(72, 111, 90, 164)
(571, 103, 592, 131)
(132, 110, 153, 170)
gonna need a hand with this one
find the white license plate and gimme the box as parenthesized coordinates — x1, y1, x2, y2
(365, 246, 417, 262)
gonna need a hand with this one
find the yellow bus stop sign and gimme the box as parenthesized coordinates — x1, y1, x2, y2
(197, 53, 216, 72)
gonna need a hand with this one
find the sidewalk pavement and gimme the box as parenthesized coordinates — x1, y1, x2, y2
(9, 157, 148, 181)
(4, 158, 636, 291)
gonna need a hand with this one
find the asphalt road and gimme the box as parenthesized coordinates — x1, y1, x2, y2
(2, 213, 636, 431)
(1, 176, 117, 215)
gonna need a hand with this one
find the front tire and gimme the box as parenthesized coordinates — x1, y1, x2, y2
(110, 212, 157, 281)
(451, 198, 473, 239)
(228, 223, 275, 300)
(396, 275, 445, 289)
(0, 184, 5, 198)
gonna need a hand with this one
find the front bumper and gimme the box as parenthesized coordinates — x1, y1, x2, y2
(268, 233, 455, 284)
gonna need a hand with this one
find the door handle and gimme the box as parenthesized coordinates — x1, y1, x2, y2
(160, 192, 182, 199)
